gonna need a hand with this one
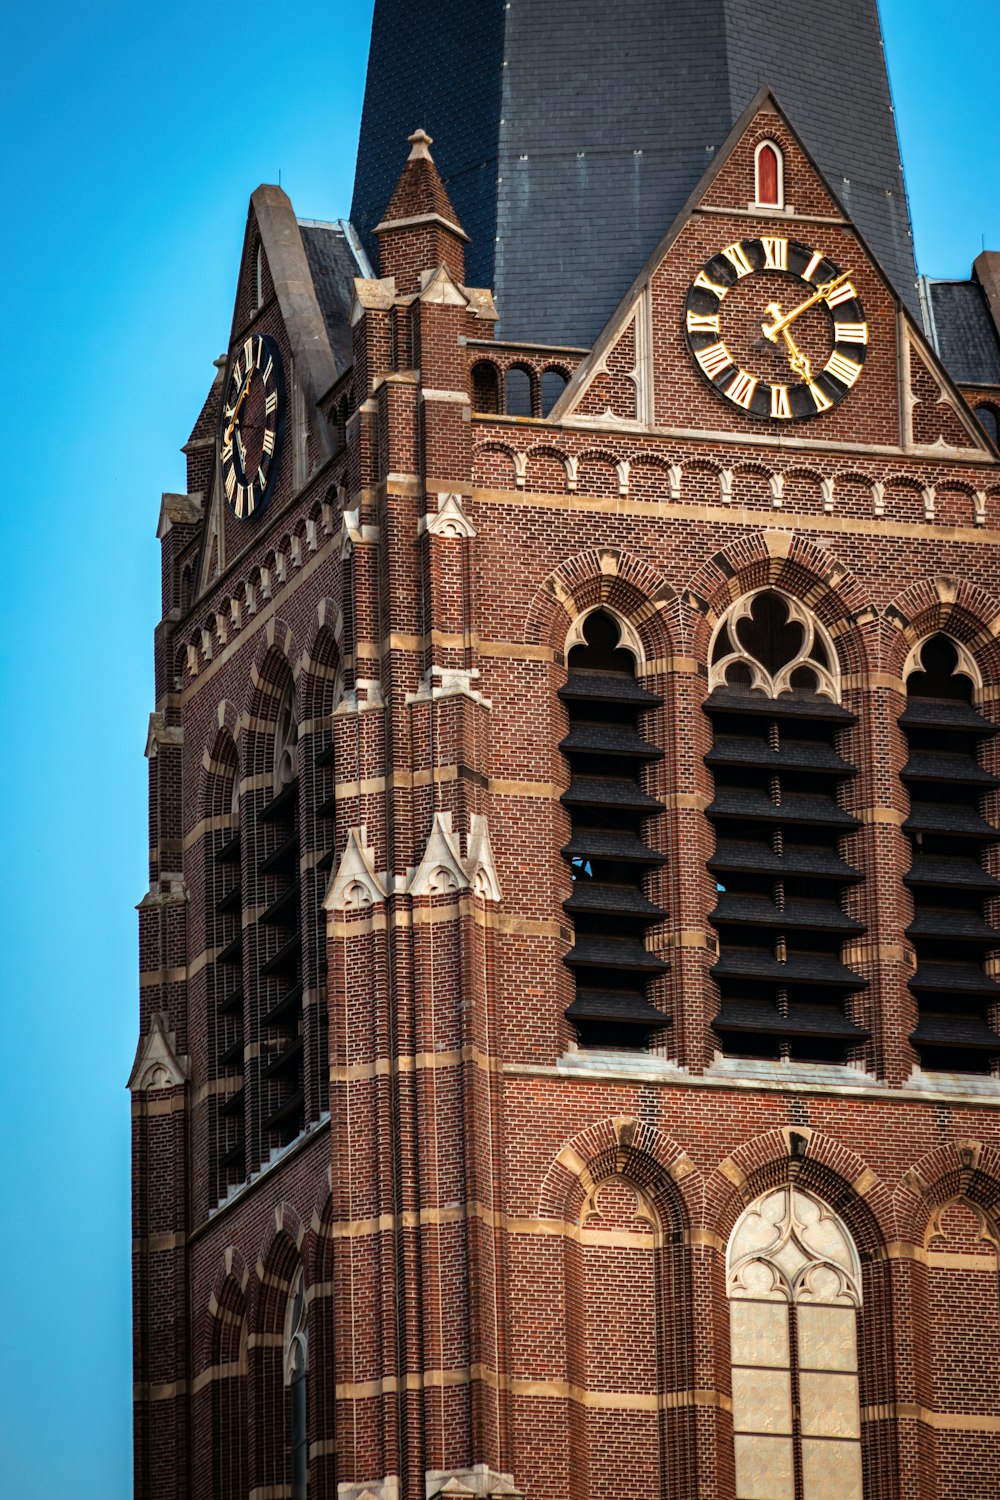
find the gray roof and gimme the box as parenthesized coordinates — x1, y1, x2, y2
(297, 220, 370, 374)
(352, 0, 919, 346)
(925, 279, 1000, 386)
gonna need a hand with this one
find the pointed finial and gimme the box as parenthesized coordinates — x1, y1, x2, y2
(408, 128, 434, 160)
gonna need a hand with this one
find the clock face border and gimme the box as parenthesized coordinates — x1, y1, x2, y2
(220, 331, 286, 521)
(684, 237, 869, 422)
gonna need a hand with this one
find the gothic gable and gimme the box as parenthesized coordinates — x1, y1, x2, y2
(555, 90, 995, 464)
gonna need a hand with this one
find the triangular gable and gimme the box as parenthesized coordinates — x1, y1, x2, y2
(197, 186, 345, 592)
(552, 87, 996, 463)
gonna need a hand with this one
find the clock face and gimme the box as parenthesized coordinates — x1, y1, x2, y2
(684, 239, 869, 421)
(220, 333, 285, 519)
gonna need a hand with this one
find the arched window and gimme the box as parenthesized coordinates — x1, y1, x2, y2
(209, 738, 245, 1196)
(255, 241, 265, 309)
(976, 402, 1000, 447)
(560, 609, 668, 1046)
(705, 589, 869, 1062)
(274, 680, 299, 793)
(505, 364, 534, 418)
(541, 367, 568, 415)
(257, 676, 304, 1146)
(900, 633, 1000, 1071)
(755, 140, 784, 208)
(471, 360, 501, 414)
(284, 1267, 309, 1499)
(728, 1185, 863, 1500)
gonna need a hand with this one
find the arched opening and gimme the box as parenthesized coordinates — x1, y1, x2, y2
(541, 367, 568, 415)
(471, 360, 501, 414)
(560, 609, 668, 1047)
(285, 1266, 309, 1499)
(505, 364, 534, 418)
(206, 734, 245, 1197)
(755, 141, 783, 208)
(705, 589, 869, 1063)
(976, 402, 1000, 447)
(728, 1185, 863, 1500)
(255, 241, 264, 308)
(901, 633, 1000, 1071)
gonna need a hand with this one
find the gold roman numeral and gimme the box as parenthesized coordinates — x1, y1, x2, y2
(263, 354, 274, 382)
(725, 369, 758, 409)
(696, 341, 735, 380)
(245, 481, 255, 511)
(808, 382, 833, 412)
(761, 237, 788, 271)
(825, 279, 858, 308)
(265, 389, 278, 415)
(262, 428, 275, 455)
(770, 385, 792, 420)
(234, 483, 245, 519)
(243, 337, 255, 371)
(825, 350, 863, 388)
(722, 241, 754, 278)
(224, 464, 236, 500)
(686, 310, 721, 334)
(802, 250, 824, 282)
(257, 465, 267, 489)
(835, 321, 869, 344)
(694, 269, 729, 300)
(231, 356, 242, 386)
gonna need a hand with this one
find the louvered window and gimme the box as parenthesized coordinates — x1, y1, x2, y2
(901, 634, 1000, 1072)
(258, 682, 305, 1144)
(215, 771, 246, 1189)
(560, 610, 669, 1046)
(705, 590, 868, 1062)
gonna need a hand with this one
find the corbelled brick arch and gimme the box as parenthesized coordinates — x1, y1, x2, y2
(191, 1249, 251, 1500)
(249, 1216, 308, 1499)
(883, 574, 1000, 687)
(683, 530, 877, 677)
(893, 1142, 1000, 1500)
(524, 546, 679, 656)
(704, 1128, 901, 1500)
(536, 1116, 698, 1499)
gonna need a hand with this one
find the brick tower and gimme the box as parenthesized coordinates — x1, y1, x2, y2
(134, 21, 1000, 1500)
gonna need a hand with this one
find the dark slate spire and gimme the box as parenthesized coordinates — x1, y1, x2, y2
(352, 0, 919, 344)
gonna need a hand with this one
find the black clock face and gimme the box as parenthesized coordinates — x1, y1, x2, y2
(684, 239, 869, 421)
(220, 333, 285, 519)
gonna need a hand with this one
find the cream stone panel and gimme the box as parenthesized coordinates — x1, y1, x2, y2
(730, 1300, 789, 1369)
(734, 1435, 794, 1500)
(801, 1438, 863, 1500)
(732, 1368, 792, 1435)
(797, 1303, 858, 1373)
(799, 1372, 861, 1439)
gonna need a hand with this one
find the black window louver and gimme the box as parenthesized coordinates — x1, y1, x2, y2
(705, 591, 869, 1062)
(901, 634, 1000, 1072)
(559, 611, 669, 1046)
(258, 774, 305, 1140)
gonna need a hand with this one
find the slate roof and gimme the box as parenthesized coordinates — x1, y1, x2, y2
(925, 279, 1000, 386)
(297, 220, 372, 373)
(352, 0, 919, 346)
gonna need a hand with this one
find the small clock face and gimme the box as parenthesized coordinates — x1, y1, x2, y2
(220, 333, 285, 519)
(684, 239, 869, 421)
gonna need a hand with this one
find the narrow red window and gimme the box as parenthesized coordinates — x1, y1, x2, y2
(756, 143, 780, 206)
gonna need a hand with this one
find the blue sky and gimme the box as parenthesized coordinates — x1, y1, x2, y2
(0, 2, 997, 1492)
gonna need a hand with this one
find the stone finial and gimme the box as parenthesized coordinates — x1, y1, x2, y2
(408, 128, 434, 160)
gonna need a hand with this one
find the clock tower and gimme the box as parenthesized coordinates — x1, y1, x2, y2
(133, 20, 1000, 1500)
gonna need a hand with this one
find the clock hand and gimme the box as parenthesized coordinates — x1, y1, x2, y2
(223, 369, 254, 445)
(761, 271, 853, 342)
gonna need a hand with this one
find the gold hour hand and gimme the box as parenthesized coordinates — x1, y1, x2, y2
(780, 326, 812, 383)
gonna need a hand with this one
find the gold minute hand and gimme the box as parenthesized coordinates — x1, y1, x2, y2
(224, 370, 253, 445)
(761, 271, 853, 342)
